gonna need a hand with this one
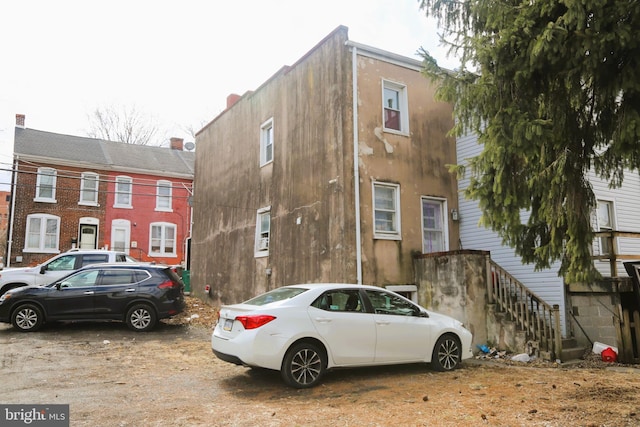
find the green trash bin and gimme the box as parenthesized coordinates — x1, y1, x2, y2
(182, 270, 191, 294)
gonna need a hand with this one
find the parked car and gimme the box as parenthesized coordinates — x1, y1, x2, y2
(211, 283, 473, 388)
(0, 263, 185, 332)
(0, 250, 139, 296)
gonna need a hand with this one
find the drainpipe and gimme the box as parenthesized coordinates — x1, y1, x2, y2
(6, 156, 18, 268)
(351, 44, 363, 285)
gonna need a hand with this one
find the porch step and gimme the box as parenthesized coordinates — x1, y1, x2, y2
(559, 338, 587, 362)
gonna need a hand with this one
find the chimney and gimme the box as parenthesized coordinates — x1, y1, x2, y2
(15, 114, 25, 128)
(170, 137, 184, 151)
(226, 93, 241, 109)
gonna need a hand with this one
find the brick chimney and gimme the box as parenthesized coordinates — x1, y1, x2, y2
(226, 93, 241, 109)
(170, 137, 184, 151)
(15, 114, 25, 128)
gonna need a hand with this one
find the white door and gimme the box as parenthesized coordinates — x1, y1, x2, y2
(79, 225, 97, 249)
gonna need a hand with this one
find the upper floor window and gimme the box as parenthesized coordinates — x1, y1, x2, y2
(114, 176, 132, 208)
(79, 172, 99, 205)
(373, 182, 401, 240)
(260, 118, 274, 166)
(422, 197, 448, 253)
(24, 213, 60, 253)
(149, 222, 176, 256)
(382, 80, 409, 134)
(255, 206, 271, 256)
(35, 167, 56, 203)
(596, 200, 615, 255)
(156, 180, 173, 211)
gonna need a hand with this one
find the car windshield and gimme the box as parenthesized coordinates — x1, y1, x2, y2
(244, 287, 308, 306)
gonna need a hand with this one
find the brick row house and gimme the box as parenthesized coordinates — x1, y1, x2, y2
(9, 115, 194, 267)
(191, 26, 459, 304)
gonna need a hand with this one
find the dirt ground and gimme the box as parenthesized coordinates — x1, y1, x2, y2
(2, 297, 640, 427)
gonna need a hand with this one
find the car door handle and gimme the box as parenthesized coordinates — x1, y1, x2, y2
(375, 321, 391, 326)
(314, 317, 332, 323)
(84, 291, 94, 295)
(125, 288, 136, 292)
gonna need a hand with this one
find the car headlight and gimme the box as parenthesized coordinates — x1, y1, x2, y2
(0, 293, 10, 303)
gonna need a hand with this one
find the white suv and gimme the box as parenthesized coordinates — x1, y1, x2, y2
(0, 250, 139, 296)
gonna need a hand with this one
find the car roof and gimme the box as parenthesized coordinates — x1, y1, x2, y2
(78, 263, 165, 270)
(282, 283, 381, 291)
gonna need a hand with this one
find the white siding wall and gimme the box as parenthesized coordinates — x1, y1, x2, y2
(458, 133, 640, 336)
(457, 133, 566, 333)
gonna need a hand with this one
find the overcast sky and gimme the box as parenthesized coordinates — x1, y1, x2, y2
(0, 0, 457, 189)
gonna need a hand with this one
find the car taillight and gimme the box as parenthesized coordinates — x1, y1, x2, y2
(158, 280, 177, 289)
(235, 315, 276, 330)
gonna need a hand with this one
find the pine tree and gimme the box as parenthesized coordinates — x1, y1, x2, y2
(419, 0, 640, 282)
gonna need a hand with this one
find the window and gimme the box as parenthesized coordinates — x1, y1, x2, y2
(365, 289, 421, 316)
(311, 290, 364, 312)
(114, 176, 132, 208)
(156, 180, 172, 211)
(80, 172, 99, 205)
(422, 198, 448, 253)
(24, 214, 60, 252)
(150, 222, 176, 256)
(255, 207, 271, 256)
(382, 80, 409, 134)
(80, 254, 109, 267)
(35, 167, 57, 202)
(59, 270, 100, 288)
(260, 118, 274, 166)
(373, 182, 401, 239)
(596, 200, 615, 255)
(46, 255, 78, 271)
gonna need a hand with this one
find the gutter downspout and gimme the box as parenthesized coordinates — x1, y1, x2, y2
(6, 156, 18, 268)
(351, 44, 363, 285)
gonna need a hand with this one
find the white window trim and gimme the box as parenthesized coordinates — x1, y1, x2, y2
(595, 198, 617, 256)
(260, 118, 274, 167)
(155, 180, 173, 212)
(34, 167, 57, 203)
(421, 196, 449, 253)
(149, 222, 177, 257)
(255, 206, 271, 257)
(111, 219, 131, 255)
(114, 175, 133, 209)
(23, 213, 60, 253)
(373, 182, 401, 240)
(79, 172, 99, 206)
(382, 79, 409, 136)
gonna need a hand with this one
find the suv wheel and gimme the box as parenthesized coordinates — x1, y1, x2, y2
(126, 304, 157, 332)
(12, 304, 44, 332)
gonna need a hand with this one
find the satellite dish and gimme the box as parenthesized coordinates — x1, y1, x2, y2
(184, 142, 195, 151)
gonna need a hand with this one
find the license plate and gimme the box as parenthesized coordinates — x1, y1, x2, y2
(223, 319, 233, 331)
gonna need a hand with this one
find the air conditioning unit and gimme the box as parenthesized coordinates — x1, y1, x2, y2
(258, 237, 269, 250)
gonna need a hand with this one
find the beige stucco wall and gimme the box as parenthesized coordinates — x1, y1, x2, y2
(192, 27, 356, 304)
(355, 54, 458, 286)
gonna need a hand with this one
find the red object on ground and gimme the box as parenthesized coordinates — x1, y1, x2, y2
(601, 347, 617, 363)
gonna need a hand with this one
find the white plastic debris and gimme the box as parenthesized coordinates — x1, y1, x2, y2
(592, 341, 618, 355)
(511, 353, 531, 363)
(103, 340, 110, 345)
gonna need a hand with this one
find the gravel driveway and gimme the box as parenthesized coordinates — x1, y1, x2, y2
(1, 301, 640, 426)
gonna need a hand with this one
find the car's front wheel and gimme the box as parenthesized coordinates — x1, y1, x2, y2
(281, 342, 326, 388)
(125, 304, 157, 332)
(11, 304, 44, 332)
(431, 334, 462, 371)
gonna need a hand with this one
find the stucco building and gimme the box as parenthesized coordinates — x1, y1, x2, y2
(192, 26, 458, 304)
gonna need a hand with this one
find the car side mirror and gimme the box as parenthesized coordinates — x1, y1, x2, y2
(40, 266, 46, 274)
(419, 310, 429, 318)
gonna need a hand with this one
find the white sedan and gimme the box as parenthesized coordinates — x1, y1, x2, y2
(211, 283, 473, 388)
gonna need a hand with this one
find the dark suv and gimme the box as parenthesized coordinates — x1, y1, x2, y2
(0, 263, 185, 332)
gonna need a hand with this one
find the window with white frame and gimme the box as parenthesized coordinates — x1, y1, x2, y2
(373, 182, 401, 239)
(24, 214, 60, 252)
(422, 197, 448, 253)
(255, 207, 271, 256)
(382, 80, 409, 134)
(114, 176, 132, 208)
(596, 200, 615, 255)
(260, 118, 274, 166)
(149, 222, 176, 256)
(79, 172, 99, 205)
(156, 180, 172, 211)
(35, 167, 57, 202)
